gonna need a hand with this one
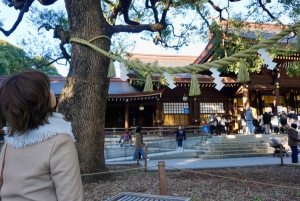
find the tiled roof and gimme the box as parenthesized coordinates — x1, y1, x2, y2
(195, 21, 298, 65)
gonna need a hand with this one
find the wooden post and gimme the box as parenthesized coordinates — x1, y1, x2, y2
(158, 161, 166, 195)
(280, 144, 283, 166)
(144, 146, 148, 171)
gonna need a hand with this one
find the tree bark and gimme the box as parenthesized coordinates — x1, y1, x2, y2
(58, 0, 112, 178)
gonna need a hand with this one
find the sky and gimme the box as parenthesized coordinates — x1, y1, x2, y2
(0, 1, 208, 77)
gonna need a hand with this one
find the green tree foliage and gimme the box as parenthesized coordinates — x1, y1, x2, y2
(0, 39, 61, 76)
(0, 39, 30, 75)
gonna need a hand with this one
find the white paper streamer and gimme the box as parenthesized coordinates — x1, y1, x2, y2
(210, 67, 224, 91)
(257, 48, 277, 70)
(163, 72, 176, 89)
(119, 62, 129, 81)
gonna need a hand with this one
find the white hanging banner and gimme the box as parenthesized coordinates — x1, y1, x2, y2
(210, 67, 224, 91)
(257, 48, 277, 70)
(163, 72, 176, 89)
(119, 62, 129, 81)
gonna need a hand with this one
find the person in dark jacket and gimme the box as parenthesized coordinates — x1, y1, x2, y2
(280, 111, 288, 132)
(288, 123, 300, 163)
(263, 111, 272, 134)
(208, 114, 218, 136)
(288, 110, 298, 125)
(176, 126, 186, 150)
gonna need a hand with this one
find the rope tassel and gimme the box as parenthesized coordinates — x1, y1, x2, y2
(143, 73, 153, 92)
(237, 59, 250, 83)
(189, 72, 201, 96)
(107, 59, 116, 78)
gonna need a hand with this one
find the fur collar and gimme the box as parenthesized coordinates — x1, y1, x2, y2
(4, 113, 75, 149)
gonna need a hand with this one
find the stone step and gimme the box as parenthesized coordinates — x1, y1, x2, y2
(202, 149, 274, 155)
(200, 144, 271, 150)
(206, 134, 285, 140)
(205, 146, 274, 151)
(193, 145, 203, 150)
(199, 153, 276, 159)
(212, 143, 271, 148)
(204, 141, 271, 145)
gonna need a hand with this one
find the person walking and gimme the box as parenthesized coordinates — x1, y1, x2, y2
(132, 126, 148, 161)
(240, 113, 247, 134)
(280, 111, 288, 133)
(288, 109, 298, 126)
(287, 123, 300, 163)
(263, 111, 272, 134)
(208, 114, 218, 136)
(245, 107, 255, 135)
(0, 70, 83, 200)
(176, 126, 186, 150)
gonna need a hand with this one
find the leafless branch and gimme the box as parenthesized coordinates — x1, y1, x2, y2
(108, 0, 139, 25)
(39, 24, 71, 60)
(112, 23, 166, 34)
(0, 0, 34, 36)
(37, 0, 58, 5)
(258, 0, 285, 28)
(207, 0, 225, 20)
(28, 56, 65, 69)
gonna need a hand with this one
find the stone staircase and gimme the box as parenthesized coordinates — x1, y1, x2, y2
(105, 134, 288, 162)
(192, 134, 288, 159)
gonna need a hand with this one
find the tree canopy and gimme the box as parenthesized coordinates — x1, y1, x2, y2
(0, 39, 61, 76)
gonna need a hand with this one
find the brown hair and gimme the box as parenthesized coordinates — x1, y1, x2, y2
(0, 70, 53, 136)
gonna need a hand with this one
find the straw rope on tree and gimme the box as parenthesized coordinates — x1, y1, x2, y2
(70, 20, 300, 75)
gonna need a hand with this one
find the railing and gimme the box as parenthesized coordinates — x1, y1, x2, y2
(104, 126, 209, 161)
(104, 126, 205, 137)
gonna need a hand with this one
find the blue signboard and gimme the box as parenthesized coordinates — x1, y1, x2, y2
(202, 125, 210, 133)
(183, 108, 189, 114)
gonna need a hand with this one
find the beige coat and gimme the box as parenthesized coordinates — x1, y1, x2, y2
(0, 113, 83, 201)
(0, 135, 83, 201)
(135, 133, 143, 149)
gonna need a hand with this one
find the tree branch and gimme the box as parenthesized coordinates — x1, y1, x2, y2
(258, 0, 285, 28)
(160, 0, 172, 23)
(107, 0, 139, 25)
(37, 0, 58, 5)
(28, 56, 65, 69)
(0, 0, 34, 36)
(112, 23, 167, 34)
(39, 24, 71, 60)
(196, 6, 211, 29)
(146, 0, 159, 23)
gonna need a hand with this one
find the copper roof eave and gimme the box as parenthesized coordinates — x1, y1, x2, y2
(193, 38, 216, 65)
(108, 88, 165, 99)
(174, 77, 238, 83)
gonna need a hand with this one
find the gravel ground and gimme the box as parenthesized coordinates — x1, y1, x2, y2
(83, 164, 300, 201)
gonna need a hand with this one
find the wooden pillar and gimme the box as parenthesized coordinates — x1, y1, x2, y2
(242, 87, 249, 109)
(274, 88, 280, 114)
(228, 99, 232, 116)
(193, 98, 198, 124)
(155, 98, 162, 125)
(125, 101, 129, 130)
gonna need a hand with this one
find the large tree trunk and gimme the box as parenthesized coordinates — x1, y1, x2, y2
(58, 0, 112, 177)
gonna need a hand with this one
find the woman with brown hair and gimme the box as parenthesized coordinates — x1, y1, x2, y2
(0, 70, 83, 200)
